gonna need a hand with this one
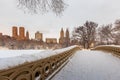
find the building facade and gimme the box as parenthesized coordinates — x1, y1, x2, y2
(46, 38, 57, 44)
(12, 26, 29, 40)
(12, 26, 18, 39)
(26, 31, 29, 40)
(59, 28, 65, 44)
(59, 28, 70, 47)
(0, 33, 2, 38)
(35, 31, 43, 41)
(65, 28, 70, 46)
(19, 27, 25, 40)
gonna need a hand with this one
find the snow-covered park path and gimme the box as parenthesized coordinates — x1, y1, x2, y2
(52, 50, 120, 80)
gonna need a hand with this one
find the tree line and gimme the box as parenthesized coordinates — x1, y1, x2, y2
(71, 19, 120, 49)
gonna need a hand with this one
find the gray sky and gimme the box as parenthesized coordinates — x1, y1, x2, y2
(0, 0, 120, 41)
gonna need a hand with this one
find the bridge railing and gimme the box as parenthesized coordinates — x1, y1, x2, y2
(0, 46, 80, 80)
(92, 45, 120, 56)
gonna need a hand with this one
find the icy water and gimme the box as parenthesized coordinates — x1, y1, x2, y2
(52, 50, 120, 80)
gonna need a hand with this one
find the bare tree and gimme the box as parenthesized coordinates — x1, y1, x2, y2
(17, 0, 67, 15)
(114, 19, 120, 31)
(113, 19, 120, 44)
(97, 24, 114, 45)
(72, 26, 86, 48)
(72, 21, 98, 49)
(0, 38, 5, 46)
(84, 21, 98, 48)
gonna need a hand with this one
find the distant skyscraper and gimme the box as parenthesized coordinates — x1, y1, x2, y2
(59, 28, 65, 44)
(19, 27, 25, 40)
(65, 28, 70, 46)
(66, 28, 69, 38)
(35, 31, 43, 41)
(12, 26, 18, 39)
(26, 31, 29, 40)
(12, 26, 30, 40)
(60, 28, 64, 38)
(59, 28, 70, 47)
(0, 33, 2, 38)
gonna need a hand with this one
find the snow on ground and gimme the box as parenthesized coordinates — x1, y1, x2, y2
(0, 50, 45, 58)
(0, 45, 78, 70)
(52, 50, 120, 80)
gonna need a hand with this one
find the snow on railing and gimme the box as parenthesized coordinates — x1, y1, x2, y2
(92, 45, 120, 56)
(0, 45, 80, 80)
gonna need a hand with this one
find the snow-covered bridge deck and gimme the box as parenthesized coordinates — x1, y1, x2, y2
(52, 50, 120, 80)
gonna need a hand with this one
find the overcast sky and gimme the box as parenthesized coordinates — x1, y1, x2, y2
(0, 0, 120, 41)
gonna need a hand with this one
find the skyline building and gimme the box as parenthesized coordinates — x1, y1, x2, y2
(59, 28, 65, 44)
(59, 28, 70, 47)
(35, 31, 43, 41)
(19, 27, 25, 40)
(12, 26, 29, 40)
(12, 26, 18, 39)
(0, 33, 2, 38)
(26, 31, 29, 40)
(11, 27, 70, 45)
(65, 28, 70, 46)
(46, 38, 57, 44)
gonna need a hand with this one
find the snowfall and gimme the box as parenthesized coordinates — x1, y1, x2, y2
(1, 46, 120, 80)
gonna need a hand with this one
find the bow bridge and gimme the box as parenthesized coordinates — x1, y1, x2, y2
(0, 45, 120, 80)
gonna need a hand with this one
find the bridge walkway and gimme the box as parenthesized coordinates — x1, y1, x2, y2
(51, 50, 120, 80)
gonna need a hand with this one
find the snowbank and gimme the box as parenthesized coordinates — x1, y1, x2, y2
(0, 50, 45, 58)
